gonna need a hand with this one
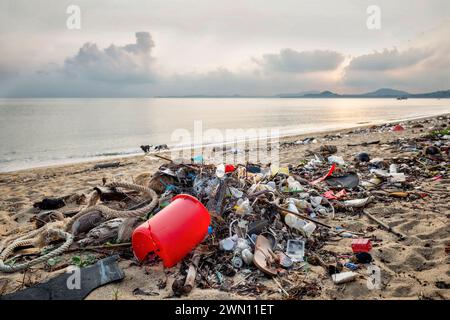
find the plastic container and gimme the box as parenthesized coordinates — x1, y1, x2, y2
(351, 238, 372, 253)
(286, 239, 305, 262)
(132, 194, 210, 267)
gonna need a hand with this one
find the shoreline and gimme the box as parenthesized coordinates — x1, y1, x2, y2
(2, 111, 449, 174)
(0, 113, 448, 300)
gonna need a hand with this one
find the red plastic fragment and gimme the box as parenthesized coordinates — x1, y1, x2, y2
(225, 164, 236, 173)
(311, 164, 336, 185)
(392, 124, 405, 132)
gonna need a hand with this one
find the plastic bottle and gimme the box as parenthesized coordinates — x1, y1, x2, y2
(287, 176, 303, 192)
(285, 199, 317, 236)
(302, 221, 317, 237)
(284, 213, 308, 231)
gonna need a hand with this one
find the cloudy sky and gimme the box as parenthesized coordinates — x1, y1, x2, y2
(0, 0, 449, 97)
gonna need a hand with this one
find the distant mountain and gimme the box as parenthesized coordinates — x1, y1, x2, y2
(410, 90, 450, 98)
(303, 90, 341, 98)
(276, 90, 320, 98)
(289, 88, 450, 98)
(156, 88, 450, 99)
(362, 88, 410, 97)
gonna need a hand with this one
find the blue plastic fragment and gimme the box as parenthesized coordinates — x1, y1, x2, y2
(344, 262, 359, 270)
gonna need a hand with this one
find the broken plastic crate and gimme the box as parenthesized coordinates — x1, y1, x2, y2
(351, 238, 372, 253)
(132, 194, 211, 267)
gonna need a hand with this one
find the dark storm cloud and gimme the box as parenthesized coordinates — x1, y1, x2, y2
(63, 32, 157, 83)
(345, 48, 430, 71)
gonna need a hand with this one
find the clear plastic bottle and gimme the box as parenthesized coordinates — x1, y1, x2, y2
(284, 213, 307, 231)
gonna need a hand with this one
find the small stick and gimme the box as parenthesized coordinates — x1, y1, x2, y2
(152, 154, 173, 162)
(230, 273, 252, 289)
(273, 277, 289, 297)
(152, 153, 199, 171)
(362, 210, 405, 239)
(270, 202, 332, 229)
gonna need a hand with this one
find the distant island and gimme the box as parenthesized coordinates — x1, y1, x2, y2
(157, 88, 450, 99)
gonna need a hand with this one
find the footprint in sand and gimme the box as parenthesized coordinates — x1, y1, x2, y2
(416, 226, 450, 240)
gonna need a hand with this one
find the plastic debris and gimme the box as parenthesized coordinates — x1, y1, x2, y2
(343, 197, 372, 208)
(392, 124, 405, 131)
(286, 239, 305, 262)
(332, 271, 358, 284)
(351, 238, 372, 253)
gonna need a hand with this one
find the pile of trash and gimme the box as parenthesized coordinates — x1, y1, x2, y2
(0, 121, 448, 300)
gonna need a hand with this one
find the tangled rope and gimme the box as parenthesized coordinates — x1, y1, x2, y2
(0, 225, 73, 273)
(0, 181, 158, 273)
(65, 181, 159, 232)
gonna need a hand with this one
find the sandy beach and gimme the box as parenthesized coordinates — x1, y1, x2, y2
(0, 113, 449, 300)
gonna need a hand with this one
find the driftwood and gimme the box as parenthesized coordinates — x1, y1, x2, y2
(347, 140, 380, 147)
(93, 162, 120, 170)
(117, 217, 141, 243)
(171, 253, 201, 296)
(78, 218, 125, 247)
(71, 211, 106, 236)
(183, 254, 201, 294)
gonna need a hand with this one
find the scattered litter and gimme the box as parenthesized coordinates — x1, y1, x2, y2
(1, 115, 448, 300)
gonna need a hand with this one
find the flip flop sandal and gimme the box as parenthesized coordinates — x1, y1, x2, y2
(253, 235, 278, 276)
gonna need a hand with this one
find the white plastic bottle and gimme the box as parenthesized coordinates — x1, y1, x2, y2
(284, 213, 307, 231)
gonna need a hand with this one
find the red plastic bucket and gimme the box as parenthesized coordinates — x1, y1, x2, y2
(132, 194, 211, 267)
